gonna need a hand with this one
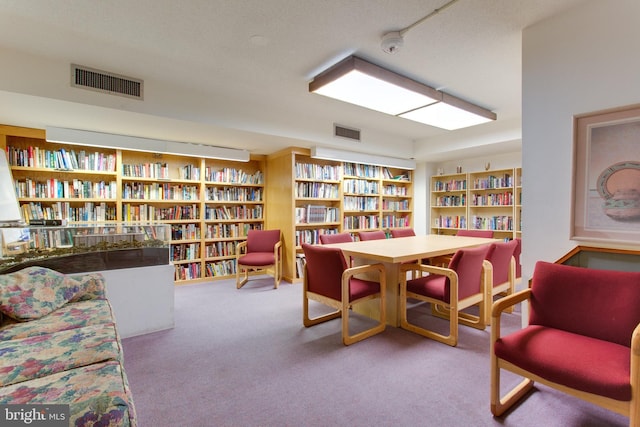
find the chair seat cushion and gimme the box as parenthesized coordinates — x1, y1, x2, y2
(494, 325, 631, 401)
(238, 252, 275, 266)
(349, 278, 381, 302)
(406, 275, 448, 303)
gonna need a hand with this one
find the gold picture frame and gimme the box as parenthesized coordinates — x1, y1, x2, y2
(572, 103, 640, 243)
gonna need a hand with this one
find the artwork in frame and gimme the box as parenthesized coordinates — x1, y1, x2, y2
(572, 103, 640, 243)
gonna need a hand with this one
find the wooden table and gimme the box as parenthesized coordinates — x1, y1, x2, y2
(324, 234, 498, 326)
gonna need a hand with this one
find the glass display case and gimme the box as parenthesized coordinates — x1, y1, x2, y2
(0, 222, 171, 274)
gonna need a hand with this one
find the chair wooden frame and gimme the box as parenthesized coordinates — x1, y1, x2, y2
(303, 263, 386, 346)
(484, 255, 516, 325)
(490, 289, 640, 425)
(399, 262, 487, 347)
(236, 238, 282, 289)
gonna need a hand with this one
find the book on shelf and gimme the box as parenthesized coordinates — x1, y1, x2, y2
(28, 219, 68, 226)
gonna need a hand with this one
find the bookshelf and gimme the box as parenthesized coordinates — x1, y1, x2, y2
(430, 168, 521, 240)
(1, 125, 265, 285)
(266, 147, 414, 283)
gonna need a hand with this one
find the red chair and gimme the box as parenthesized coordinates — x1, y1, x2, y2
(302, 243, 386, 345)
(399, 245, 490, 346)
(390, 228, 416, 238)
(319, 232, 353, 244)
(358, 230, 387, 241)
(236, 229, 282, 289)
(484, 239, 518, 324)
(513, 238, 522, 280)
(457, 229, 494, 238)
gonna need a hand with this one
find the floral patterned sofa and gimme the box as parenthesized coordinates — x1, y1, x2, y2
(0, 266, 137, 426)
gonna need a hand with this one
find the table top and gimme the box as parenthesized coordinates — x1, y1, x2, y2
(323, 234, 499, 264)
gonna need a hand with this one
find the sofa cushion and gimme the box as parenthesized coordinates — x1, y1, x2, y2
(0, 323, 121, 387)
(0, 360, 137, 427)
(494, 325, 631, 401)
(0, 300, 115, 341)
(0, 267, 91, 321)
(529, 261, 640, 347)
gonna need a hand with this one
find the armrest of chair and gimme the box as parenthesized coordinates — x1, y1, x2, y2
(399, 262, 457, 281)
(490, 288, 531, 344)
(344, 263, 386, 282)
(236, 241, 247, 258)
(273, 240, 282, 257)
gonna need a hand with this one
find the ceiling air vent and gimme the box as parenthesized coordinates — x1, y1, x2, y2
(334, 124, 361, 142)
(71, 64, 143, 100)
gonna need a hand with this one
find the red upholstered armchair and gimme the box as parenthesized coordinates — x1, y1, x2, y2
(302, 243, 386, 345)
(390, 228, 416, 238)
(483, 239, 518, 324)
(319, 232, 353, 244)
(491, 261, 640, 425)
(236, 229, 282, 289)
(456, 229, 494, 238)
(357, 230, 387, 241)
(399, 245, 490, 346)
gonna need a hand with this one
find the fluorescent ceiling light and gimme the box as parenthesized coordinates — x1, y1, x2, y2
(46, 127, 250, 162)
(311, 146, 416, 170)
(309, 55, 496, 130)
(399, 94, 496, 130)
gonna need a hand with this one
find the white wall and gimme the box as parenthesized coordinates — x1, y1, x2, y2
(522, 0, 640, 281)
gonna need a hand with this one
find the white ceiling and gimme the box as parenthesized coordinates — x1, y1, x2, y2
(0, 0, 586, 162)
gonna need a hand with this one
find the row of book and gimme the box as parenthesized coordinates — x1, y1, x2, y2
(123, 203, 200, 221)
(7, 145, 117, 172)
(433, 179, 467, 192)
(295, 163, 340, 181)
(175, 262, 201, 281)
(14, 178, 117, 199)
(295, 205, 339, 224)
(170, 243, 201, 261)
(122, 162, 170, 179)
(294, 228, 340, 246)
(122, 182, 199, 201)
(470, 215, 514, 231)
(204, 240, 239, 258)
(204, 205, 263, 221)
(344, 196, 379, 211)
(470, 192, 514, 207)
(343, 215, 380, 230)
(205, 167, 263, 184)
(295, 182, 339, 199)
(433, 215, 467, 229)
(205, 260, 237, 277)
(382, 199, 410, 210)
(205, 186, 262, 202)
(434, 195, 466, 207)
(343, 179, 379, 195)
(382, 184, 409, 196)
(381, 215, 411, 228)
(171, 223, 201, 240)
(204, 223, 262, 239)
(343, 162, 380, 178)
(21, 201, 116, 222)
(472, 174, 513, 190)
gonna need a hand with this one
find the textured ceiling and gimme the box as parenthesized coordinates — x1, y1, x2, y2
(0, 0, 586, 161)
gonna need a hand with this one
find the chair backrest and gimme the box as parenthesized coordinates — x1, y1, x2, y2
(302, 243, 348, 301)
(456, 229, 494, 238)
(485, 239, 518, 286)
(319, 232, 353, 244)
(358, 230, 387, 241)
(447, 245, 491, 300)
(514, 238, 522, 278)
(390, 228, 416, 238)
(246, 229, 280, 253)
(529, 261, 640, 347)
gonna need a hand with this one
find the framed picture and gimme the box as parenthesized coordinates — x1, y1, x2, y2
(572, 103, 640, 243)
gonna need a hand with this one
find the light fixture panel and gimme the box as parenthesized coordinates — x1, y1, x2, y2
(312, 69, 438, 116)
(399, 102, 495, 130)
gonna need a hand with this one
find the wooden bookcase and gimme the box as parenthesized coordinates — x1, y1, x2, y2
(430, 167, 521, 240)
(266, 147, 414, 282)
(1, 125, 265, 285)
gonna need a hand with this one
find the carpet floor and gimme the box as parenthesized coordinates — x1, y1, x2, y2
(122, 277, 628, 427)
